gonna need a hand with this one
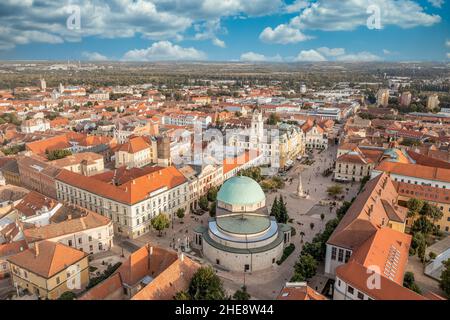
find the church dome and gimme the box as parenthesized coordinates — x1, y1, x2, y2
(217, 176, 265, 206)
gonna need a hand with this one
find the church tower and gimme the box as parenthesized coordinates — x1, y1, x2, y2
(250, 109, 264, 146)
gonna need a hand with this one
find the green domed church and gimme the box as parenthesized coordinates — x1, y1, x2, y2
(193, 176, 292, 272)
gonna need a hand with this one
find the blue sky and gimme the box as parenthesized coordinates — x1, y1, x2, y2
(0, 0, 449, 62)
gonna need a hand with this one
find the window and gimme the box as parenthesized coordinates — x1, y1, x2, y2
(331, 247, 337, 260)
(89, 245, 93, 252)
(338, 249, 344, 262)
(56, 277, 60, 284)
(78, 238, 82, 244)
(68, 240, 73, 247)
(357, 292, 364, 300)
(345, 251, 351, 263)
(88, 236, 92, 242)
(348, 286, 354, 294)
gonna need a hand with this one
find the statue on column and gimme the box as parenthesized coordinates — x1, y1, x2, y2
(296, 172, 308, 198)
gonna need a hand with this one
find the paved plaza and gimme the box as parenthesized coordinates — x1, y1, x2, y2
(119, 144, 362, 299)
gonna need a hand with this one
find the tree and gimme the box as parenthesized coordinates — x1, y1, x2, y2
(277, 195, 289, 224)
(440, 259, 450, 298)
(270, 197, 280, 218)
(188, 267, 227, 300)
(407, 198, 424, 219)
(46, 149, 72, 161)
(411, 216, 435, 236)
(292, 253, 317, 281)
(411, 232, 427, 262)
(420, 202, 443, 224)
(151, 213, 170, 236)
(209, 202, 217, 217)
(176, 208, 185, 222)
(327, 185, 343, 198)
(58, 291, 76, 300)
(207, 186, 219, 202)
(233, 286, 251, 300)
(403, 272, 421, 294)
(174, 290, 191, 300)
(266, 113, 280, 125)
(199, 196, 209, 211)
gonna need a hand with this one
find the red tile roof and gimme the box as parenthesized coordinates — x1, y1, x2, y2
(7, 241, 87, 278)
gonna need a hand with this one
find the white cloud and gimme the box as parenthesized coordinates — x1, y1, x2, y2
(212, 38, 226, 48)
(260, 0, 441, 46)
(383, 49, 391, 55)
(446, 40, 450, 47)
(292, 0, 441, 31)
(316, 47, 345, 57)
(336, 51, 382, 62)
(284, 0, 309, 13)
(81, 51, 108, 61)
(428, 0, 444, 8)
(122, 41, 206, 61)
(0, 0, 284, 50)
(447, 53, 450, 59)
(240, 52, 283, 62)
(259, 24, 311, 44)
(294, 50, 327, 62)
(193, 19, 227, 47)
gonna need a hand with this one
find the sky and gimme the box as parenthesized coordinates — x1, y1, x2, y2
(0, 0, 449, 62)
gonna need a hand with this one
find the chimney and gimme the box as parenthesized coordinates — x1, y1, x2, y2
(67, 214, 72, 220)
(180, 253, 184, 262)
(35, 243, 39, 257)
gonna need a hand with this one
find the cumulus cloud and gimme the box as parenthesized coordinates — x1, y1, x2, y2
(446, 40, 450, 47)
(447, 53, 450, 59)
(259, 24, 311, 44)
(284, 0, 309, 13)
(335, 51, 382, 62)
(240, 52, 283, 62)
(294, 50, 327, 62)
(0, 0, 283, 50)
(428, 0, 444, 8)
(260, 0, 441, 45)
(316, 47, 345, 57)
(81, 51, 109, 61)
(122, 41, 206, 61)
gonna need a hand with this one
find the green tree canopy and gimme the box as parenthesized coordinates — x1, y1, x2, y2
(188, 267, 227, 300)
(176, 208, 185, 220)
(46, 149, 72, 161)
(58, 291, 77, 300)
(199, 196, 209, 211)
(327, 185, 343, 198)
(151, 213, 170, 236)
(233, 286, 251, 300)
(407, 198, 424, 219)
(292, 253, 318, 281)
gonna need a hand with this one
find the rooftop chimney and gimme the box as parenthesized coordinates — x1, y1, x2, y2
(180, 253, 184, 262)
(34, 243, 39, 257)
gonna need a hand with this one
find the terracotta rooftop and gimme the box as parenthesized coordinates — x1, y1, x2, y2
(336, 260, 425, 300)
(118, 244, 178, 286)
(14, 191, 58, 218)
(327, 173, 406, 250)
(277, 283, 327, 300)
(375, 161, 450, 183)
(7, 241, 87, 278)
(131, 254, 200, 300)
(23, 210, 111, 243)
(78, 273, 124, 300)
(117, 136, 151, 153)
(56, 166, 187, 205)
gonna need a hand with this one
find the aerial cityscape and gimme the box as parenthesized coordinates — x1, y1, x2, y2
(0, 0, 449, 308)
